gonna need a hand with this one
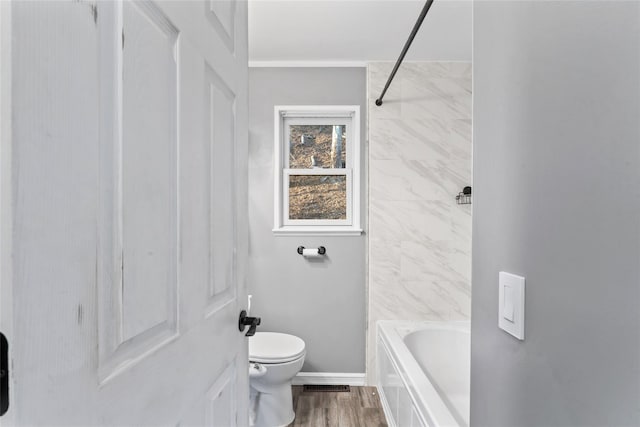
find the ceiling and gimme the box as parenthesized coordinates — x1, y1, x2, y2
(248, 0, 472, 65)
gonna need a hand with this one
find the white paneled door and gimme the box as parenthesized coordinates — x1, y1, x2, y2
(0, 1, 249, 425)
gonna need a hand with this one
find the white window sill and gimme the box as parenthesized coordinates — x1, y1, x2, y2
(272, 227, 363, 237)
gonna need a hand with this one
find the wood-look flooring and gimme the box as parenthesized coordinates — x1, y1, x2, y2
(288, 386, 388, 427)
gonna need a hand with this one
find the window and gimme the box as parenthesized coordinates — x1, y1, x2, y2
(273, 106, 362, 235)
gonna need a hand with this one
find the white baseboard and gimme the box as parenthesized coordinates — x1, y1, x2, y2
(292, 372, 366, 386)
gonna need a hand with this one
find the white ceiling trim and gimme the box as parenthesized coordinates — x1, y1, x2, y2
(248, 60, 472, 68)
(249, 60, 368, 68)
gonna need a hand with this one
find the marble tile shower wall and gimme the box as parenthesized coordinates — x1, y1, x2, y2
(367, 62, 472, 382)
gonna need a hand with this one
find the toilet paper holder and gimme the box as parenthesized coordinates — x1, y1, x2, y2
(297, 246, 326, 255)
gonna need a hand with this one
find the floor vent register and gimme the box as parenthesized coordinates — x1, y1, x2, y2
(302, 384, 351, 392)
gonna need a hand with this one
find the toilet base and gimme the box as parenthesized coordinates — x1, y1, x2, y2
(250, 382, 295, 427)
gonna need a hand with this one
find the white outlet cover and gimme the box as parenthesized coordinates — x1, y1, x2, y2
(498, 272, 525, 340)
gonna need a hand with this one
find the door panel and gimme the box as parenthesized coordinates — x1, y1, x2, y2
(207, 363, 237, 426)
(7, 1, 248, 425)
(179, 362, 237, 427)
(205, 63, 237, 315)
(98, 0, 181, 383)
(205, 0, 235, 52)
(121, 0, 179, 343)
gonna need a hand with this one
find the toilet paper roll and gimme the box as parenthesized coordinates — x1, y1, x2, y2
(302, 248, 322, 258)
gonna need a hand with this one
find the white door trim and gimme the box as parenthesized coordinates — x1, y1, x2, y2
(0, 1, 14, 422)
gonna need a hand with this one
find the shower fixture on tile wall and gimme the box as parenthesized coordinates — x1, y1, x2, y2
(456, 186, 472, 205)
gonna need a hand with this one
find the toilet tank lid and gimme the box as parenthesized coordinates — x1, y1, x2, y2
(249, 332, 306, 363)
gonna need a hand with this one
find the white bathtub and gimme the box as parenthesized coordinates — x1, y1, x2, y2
(376, 321, 470, 427)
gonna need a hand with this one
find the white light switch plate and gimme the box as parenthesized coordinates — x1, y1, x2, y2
(498, 272, 525, 340)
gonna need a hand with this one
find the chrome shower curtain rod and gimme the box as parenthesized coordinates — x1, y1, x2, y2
(375, 0, 435, 106)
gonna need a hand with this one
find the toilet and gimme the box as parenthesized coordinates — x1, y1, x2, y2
(249, 332, 306, 427)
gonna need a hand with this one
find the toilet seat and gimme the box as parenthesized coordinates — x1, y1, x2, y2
(249, 332, 306, 364)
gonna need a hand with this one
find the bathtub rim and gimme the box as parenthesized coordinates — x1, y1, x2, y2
(376, 320, 470, 427)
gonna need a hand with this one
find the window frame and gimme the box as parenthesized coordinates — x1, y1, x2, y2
(273, 105, 362, 236)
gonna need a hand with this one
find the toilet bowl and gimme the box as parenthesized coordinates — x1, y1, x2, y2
(249, 332, 306, 427)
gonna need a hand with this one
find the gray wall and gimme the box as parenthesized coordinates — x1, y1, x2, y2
(248, 68, 367, 373)
(472, 2, 640, 426)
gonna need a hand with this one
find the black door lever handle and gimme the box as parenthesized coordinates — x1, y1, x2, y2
(238, 310, 261, 337)
(1, 332, 8, 416)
